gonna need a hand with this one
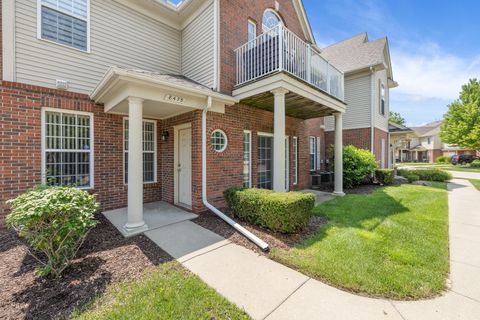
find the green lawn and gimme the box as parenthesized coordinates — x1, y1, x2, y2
(469, 179, 480, 191)
(270, 183, 449, 300)
(72, 262, 250, 320)
(443, 166, 480, 173)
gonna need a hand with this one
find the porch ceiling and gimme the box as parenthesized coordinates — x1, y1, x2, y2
(232, 72, 347, 120)
(240, 91, 335, 119)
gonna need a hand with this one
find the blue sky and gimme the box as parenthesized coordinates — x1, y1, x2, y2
(303, 0, 480, 126)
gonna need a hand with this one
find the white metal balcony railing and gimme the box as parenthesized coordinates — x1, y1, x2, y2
(235, 25, 344, 101)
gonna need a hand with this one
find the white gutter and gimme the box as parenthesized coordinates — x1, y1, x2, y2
(202, 96, 269, 251)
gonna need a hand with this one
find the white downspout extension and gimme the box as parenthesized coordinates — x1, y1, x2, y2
(202, 96, 269, 251)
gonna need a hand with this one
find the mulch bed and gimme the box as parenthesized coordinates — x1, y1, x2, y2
(0, 215, 173, 320)
(194, 210, 327, 254)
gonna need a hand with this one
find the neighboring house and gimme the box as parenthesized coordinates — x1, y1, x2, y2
(390, 120, 477, 163)
(318, 32, 398, 168)
(1, 0, 348, 232)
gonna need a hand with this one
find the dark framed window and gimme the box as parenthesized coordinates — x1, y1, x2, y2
(257, 135, 273, 189)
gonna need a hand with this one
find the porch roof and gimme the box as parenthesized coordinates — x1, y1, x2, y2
(90, 66, 238, 119)
(232, 72, 347, 120)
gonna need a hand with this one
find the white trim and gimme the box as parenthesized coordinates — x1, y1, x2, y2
(37, 0, 91, 53)
(41, 107, 94, 189)
(285, 136, 289, 191)
(243, 130, 252, 188)
(262, 8, 283, 32)
(257, 131, 274, 137)
(316, 136, 321, 170)
(123, 117, 158, 185)
(173, 122, 192, 206)
(292, 136, 298, 185)
(2, 0, 15, 81)
(247, 19, 257, 48)
(309, 136, 316, 171)
(211, 129, 228, 152)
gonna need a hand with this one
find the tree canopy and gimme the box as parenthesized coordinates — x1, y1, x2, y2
(389, 111, 406, 126)
(440, 79, 480, 150)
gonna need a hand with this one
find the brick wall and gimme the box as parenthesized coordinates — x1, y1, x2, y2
(1, 81, 312, 221)
(0, 82, 163, 222)
(219, 0, 307, 94)
(373, 128, 389, 168)
(324, 127, 372, 154)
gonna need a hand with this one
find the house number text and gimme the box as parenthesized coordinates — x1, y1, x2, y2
(164, 94, 185, 104)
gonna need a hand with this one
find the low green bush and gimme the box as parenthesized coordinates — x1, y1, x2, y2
(436, 156, 450, 164)
(329, 145, 377, 188)
(6, 186, 99, 277)
(470, 160, 480, 168)
(397, 169, 451, 183)
(224, 188, 315, 233)
(375, 169, 395, 185)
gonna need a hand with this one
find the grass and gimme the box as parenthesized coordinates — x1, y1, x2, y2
(72, 262, 250, 320)
(443, 166, 480, 173)
(468, 179, 480, 191)
(270, 183, 449, 300)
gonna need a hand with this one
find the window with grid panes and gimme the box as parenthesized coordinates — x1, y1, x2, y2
(124, 119, 156, 183)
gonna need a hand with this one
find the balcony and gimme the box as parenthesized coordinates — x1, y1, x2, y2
(234, 25, 344, 101)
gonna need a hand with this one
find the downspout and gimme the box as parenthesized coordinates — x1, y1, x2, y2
(202, 96, 269, 251)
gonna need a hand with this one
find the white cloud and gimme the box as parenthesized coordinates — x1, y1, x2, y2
(391, 44, 480, 101)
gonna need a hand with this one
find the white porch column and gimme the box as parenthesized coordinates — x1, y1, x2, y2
(124, 97, 147, 232)
(333, 112, 345, 196)
(272, 88, 289, 192)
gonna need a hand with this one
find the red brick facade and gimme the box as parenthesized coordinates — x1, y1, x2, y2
(0, 81, 312, 219)
(219, 0, 307, 94)
(324, 127, 390, 168)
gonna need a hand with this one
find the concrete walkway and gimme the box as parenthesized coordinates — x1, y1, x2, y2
(140, 180, 480, 319)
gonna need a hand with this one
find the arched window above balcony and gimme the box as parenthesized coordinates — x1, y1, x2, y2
(262, 9, 283, 33)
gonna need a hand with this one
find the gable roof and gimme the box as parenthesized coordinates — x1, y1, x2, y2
(320, 32, 394, 82)
(410, 121, 442, 137)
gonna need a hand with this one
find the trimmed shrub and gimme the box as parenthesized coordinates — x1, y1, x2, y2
(470, 160, 480, 168)
(334, 145, 378, 188)
(397, 169, 452, 182)
(436, 156, 450, 164)
(375, 169, 395, 185)
(224, 188, 315, 233)
(6, 186, 99, 277)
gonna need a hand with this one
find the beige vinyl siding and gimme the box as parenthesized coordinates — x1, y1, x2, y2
(373, 69, 389, 132)
(325, 74, 372, 131)
(15, 0, 181, 94)
(181, 2, 214, 88)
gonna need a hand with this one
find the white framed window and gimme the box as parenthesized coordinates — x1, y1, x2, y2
(262, 9, 282, 33)
(292, 136, 298, 185)
(41, 108, 94, 188)
(309, 136, 316, 171)
(243, 130, 252, 188)
(211, 129, 228, 152)
(257, 133, 273, 189)
(380, 81, 386, 116)
(247, 20, 257, 49)
(124, 118, 157, 184)
(38, 0, 90, 52)
(316, 137, 321, 170)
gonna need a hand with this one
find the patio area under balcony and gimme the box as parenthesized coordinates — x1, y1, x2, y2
(232, 25, 346, 119)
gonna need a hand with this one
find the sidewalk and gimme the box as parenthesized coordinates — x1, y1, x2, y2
(145, 179, 480, 320)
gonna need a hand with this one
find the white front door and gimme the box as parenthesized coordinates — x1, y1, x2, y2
(178, 127, 192, 206)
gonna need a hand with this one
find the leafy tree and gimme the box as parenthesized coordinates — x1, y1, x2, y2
(389, 111, 406, 126)
(440, 79, 480, 150)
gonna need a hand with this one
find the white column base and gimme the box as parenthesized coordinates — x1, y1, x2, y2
(332, 191, 346, 197)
